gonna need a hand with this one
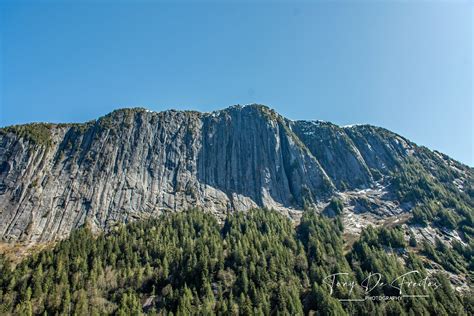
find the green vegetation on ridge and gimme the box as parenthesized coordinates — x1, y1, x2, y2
(0, 124, 53, 147)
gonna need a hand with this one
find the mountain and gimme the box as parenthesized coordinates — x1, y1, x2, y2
(0, 104, 473, 314)
(0, 104, 472, 248)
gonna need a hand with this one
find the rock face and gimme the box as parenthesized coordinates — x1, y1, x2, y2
(0, 105, 471, 244)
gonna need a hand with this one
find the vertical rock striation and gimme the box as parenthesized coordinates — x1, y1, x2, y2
(0, 104, 471, 244)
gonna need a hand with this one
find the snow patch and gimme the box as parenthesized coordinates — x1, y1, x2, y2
(343, 124, 363, 128)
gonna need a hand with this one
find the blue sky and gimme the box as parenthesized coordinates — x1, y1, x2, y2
(0, 1, 472, 165)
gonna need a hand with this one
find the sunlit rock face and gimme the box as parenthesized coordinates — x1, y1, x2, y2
(0, 105, 471, 244)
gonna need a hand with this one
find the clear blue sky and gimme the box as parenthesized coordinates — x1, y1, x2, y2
(0, 1, 472, 165)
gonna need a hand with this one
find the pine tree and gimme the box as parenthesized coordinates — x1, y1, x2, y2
(176, 285, 193, 316)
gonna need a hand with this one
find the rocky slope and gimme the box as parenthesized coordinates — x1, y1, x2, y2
(0, 105, 472, 249)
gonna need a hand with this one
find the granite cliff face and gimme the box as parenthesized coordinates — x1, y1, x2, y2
(0, 105, 472, 246)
